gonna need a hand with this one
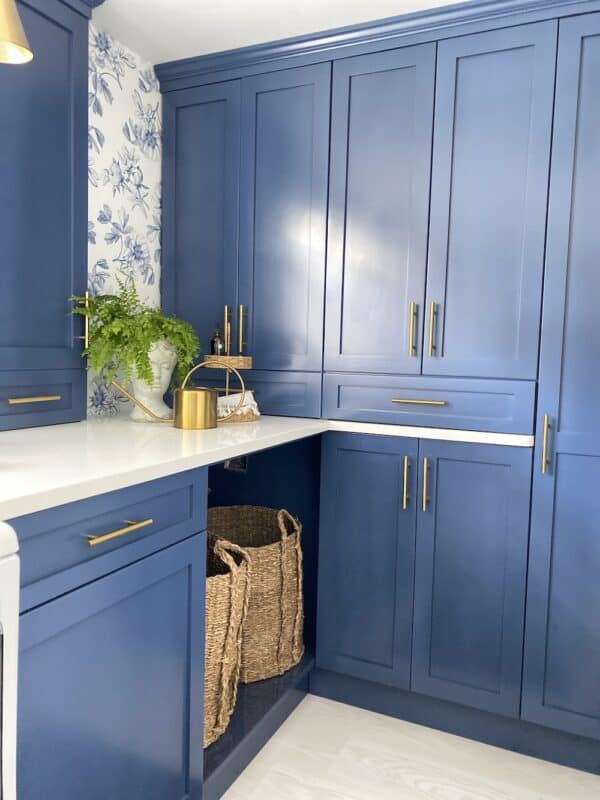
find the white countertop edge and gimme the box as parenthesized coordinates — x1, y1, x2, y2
(0, 416, 534, 520)
(326, 420, 535, 447)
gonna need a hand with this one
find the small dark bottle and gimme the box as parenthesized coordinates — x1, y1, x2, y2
(210, 326, 225, 356)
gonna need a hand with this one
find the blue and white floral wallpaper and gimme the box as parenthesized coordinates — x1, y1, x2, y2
(87, 25, 163, 416)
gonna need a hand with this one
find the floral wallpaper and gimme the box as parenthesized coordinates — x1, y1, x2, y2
(87, 26, 162, 417)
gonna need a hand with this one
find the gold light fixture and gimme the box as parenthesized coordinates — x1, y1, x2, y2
(0, 0, 33, 64)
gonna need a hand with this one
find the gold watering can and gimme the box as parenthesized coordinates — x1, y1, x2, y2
(112, 360, 246, 430)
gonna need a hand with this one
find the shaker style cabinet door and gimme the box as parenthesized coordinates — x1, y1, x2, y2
(325, 44, 435, 375)
(423, 22, 557, 380)
(522, 13, 600, 742)
(238, 65, 330, 371)
(412, 441, 532, 717)
(0, 0, 87, 373)
(162, 80, 241, 354)
(317, 433, 418, 689)
(18, 536, 205, 800)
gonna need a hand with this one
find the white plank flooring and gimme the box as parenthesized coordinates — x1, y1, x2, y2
(222, 695, 600, 799)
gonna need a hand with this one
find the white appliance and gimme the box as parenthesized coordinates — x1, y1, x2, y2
(0, 523, 19, 800)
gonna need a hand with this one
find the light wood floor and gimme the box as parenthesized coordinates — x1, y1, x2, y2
(223, 695, 600, 799)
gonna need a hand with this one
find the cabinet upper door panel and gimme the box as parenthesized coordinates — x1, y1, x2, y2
(523, 14, 600, 742)
(239, 65, 330, 371)
(0, 0, 87, 371)
(424, 22, 557, 379)
(162, 81, 241, 354)
(324, 45, 435, 375)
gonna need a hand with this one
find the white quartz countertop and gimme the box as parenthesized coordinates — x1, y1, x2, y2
(0, 416, 534, 520)
(0, 416, 327, 520)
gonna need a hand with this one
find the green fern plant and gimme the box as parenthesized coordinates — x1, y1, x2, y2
(72, 282, 200, 386)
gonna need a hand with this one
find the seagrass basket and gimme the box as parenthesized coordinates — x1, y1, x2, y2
(204, 534, 251, 747)
(208, 506, 304, 683)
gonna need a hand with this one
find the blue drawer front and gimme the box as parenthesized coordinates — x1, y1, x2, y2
(323, 373, 535, 434)
(199, 370, 322, 418)
(0, 370, 85, 431)
(11, 469, 208, 611)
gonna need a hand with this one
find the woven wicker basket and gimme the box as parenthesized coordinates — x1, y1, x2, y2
(208, 506, 304, 683)
(204, 535, 251, 748)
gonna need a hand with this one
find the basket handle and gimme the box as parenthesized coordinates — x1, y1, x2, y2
(277, 509, 301, 540)
(212, 535, 250, 572)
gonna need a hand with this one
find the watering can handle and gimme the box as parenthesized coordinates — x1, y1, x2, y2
(112, 360, 247, 423)
(181, 360, 247, 421)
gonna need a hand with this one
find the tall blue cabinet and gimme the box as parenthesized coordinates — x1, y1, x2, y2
(522, 12, 600, 743)
(162, 65, 330, 416)
(0, 0, 88, 430)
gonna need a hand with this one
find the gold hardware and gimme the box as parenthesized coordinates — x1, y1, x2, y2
(112, 360, 246, 429)
(238, 305, 245, 354)
(8, 395, 61, 405)
(0, 0, 34, 64)
(87, 518, 154, 548)
(422, 457, 429, 512)
(76, 290, 90, 349)
(541, 414, 550, 474)
(408, 302, 417, 357)
(392, 398, 446, 407)
(428, 301, 437, 357)
(224, 305, 231, 355)
(402, 456, 409, 511)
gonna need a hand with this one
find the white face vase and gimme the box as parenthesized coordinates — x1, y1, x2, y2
(130, 340, 178, 422)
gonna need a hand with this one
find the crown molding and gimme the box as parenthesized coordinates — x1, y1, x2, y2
(156, 0, 597, 89)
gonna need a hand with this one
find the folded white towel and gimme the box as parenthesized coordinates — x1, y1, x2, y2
(217, 390, 260, 418)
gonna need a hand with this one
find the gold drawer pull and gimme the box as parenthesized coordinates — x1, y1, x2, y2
(86, 518, 154, 548)
(392, 398, 447, 407)
(422, 457, 429, 512)
(76, 290, 91, 349)
(402, 456, 410, 511)
(238, 304, 245, 354)
(8, 395, 62, 405)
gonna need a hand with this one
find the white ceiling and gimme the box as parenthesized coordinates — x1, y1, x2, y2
(92, 0, 455, 66)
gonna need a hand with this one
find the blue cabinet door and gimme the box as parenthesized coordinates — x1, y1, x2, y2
(317, 433, 418, 689)
(412, 441, 532, 717)
(0, 0, 87, 424)
(424, 22, 557, 380)
(522, 13, 600, 742)
(18, 535, 205, 800)
(238, 65, 330, 371)
(162, 81, 241, 356)
(324, 45, 435, 374)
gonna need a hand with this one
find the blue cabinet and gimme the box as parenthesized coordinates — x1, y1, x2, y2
(18, 535, 205, 800)
(0, 0, 88, 428)
(424, 22, 556, 380)
(317, 433, 418, 689)
(522, 13, 600, 742)
(162, 81, 241, 356)
(324, 45, 435, 374)
(238, 65, 330, 372)
(411, 441, 532, 717)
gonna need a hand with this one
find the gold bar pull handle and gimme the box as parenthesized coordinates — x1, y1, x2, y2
(402, 456, 410, 511)
(77, 290, 90, 349)
(224, 305, 231, 355)
(87, 518, 154, 548)
(8, 395, 62, 406)
(392, 398, 446, 407)
(428, 301, 437, 358)
(238, 304, 245, 354)
(422, 457, 429, 513)
(408, 302, 417, 357)
(541, 414, 550, 474)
